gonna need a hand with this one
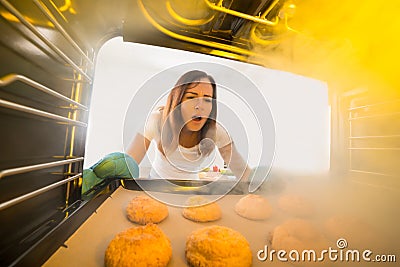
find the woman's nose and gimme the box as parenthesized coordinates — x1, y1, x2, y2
(194, 98, 203, 110)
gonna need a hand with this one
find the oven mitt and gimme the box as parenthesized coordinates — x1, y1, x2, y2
(82, 152, 139, 194)
(82, 168, 103, 194)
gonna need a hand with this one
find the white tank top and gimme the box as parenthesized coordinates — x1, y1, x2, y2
(142, 109, 231, 179)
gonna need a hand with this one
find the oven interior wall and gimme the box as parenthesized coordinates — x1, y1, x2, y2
(352, 95, 399, 182)
(0, 1, 94, 265)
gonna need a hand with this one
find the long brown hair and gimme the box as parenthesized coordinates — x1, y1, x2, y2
(158, 70, 217, 156)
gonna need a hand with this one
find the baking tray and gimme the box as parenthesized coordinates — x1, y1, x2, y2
(44, 176, 399, 267)
(121, 177, 249, 195)
(44, 187, 290, 267)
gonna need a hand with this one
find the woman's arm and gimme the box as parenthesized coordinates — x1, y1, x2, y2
(218, 142, 251, 182)
(126, 133, 151, 165)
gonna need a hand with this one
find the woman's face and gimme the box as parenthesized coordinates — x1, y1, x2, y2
(180, 78, 214, 132)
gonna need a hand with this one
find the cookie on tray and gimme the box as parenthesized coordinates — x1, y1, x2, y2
(324, 215, 379, 250)
(126, 195, 168, 225)
(182, 196, 221, 222)
(271, 218, 328, 252)
(105, 223, 172, 267)
(234, 194, 273, 220)
(185, 225, 252, 267)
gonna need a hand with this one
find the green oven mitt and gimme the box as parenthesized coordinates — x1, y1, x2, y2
(82, 152, 139, 194)
(82, 168, 103, 194)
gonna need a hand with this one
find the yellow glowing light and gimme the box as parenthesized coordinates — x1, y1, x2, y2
(0, 11, 19, 23)
(58, 0, 71, 12)
(209, 49, 248, 61)
(166, 0, 215, 26)
(55, 0, 76, 14)
(204, 0, 279, 26)
(174, 186, 202, 191)
(138, 0, 255, 57)
(0, 11, 54, 27)
(251, 0, 400, 96)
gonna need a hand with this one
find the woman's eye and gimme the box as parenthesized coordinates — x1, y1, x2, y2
(183, 96, 194, 101)
(205, 98, 212, 103)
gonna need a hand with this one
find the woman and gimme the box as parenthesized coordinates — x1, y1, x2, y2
(127, 70, 250, 181)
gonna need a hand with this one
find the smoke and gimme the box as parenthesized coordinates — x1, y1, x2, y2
(251, 0, 400, 96)
(250, 1, 400, 253)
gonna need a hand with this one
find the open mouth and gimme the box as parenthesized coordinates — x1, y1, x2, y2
(192, 115, 203, 121)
